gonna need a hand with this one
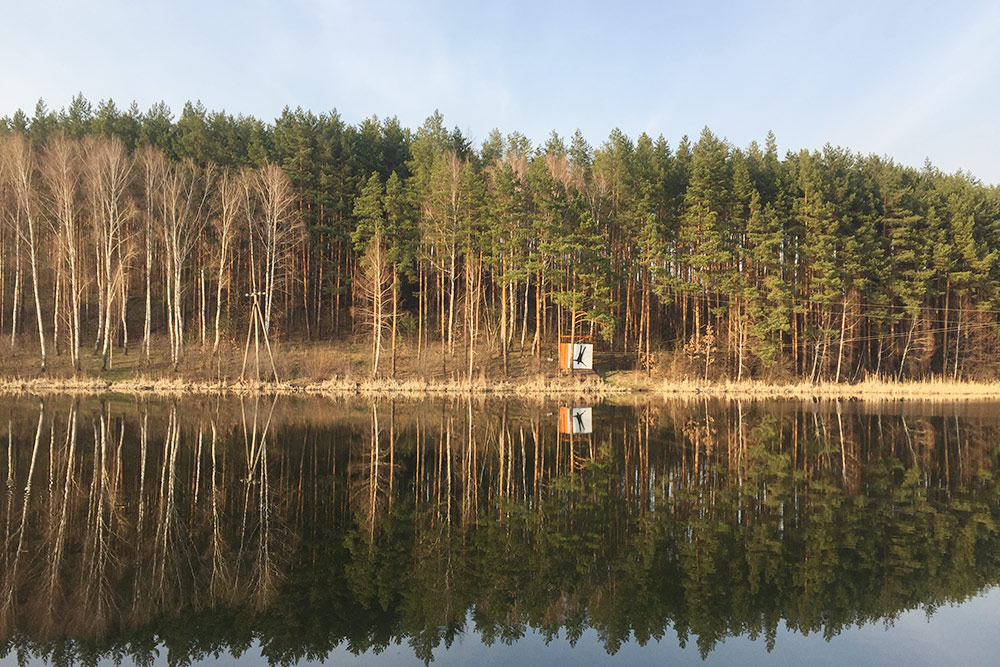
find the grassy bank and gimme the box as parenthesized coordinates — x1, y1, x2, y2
(0, 375, 616, 397)
(651, 377, 1000, 400)
(1, 337, 999, 400)
(0, 336, 616, 397)
(3, 372, 1000, 402)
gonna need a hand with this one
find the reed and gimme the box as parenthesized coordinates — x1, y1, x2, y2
(658, 376, 1000, 400)
(1, 366, 999, 401)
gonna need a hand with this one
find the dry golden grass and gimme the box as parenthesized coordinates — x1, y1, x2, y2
(656, 376, 1000, 401)
(1, 335, 998, 401)
(0, 334, 627, 397)
(4, 373, 999, 402)
(0, 375, 619, 398)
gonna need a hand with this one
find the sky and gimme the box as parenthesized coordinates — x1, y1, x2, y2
(2, 0, 999, 183)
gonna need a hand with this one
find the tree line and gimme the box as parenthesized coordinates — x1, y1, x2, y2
(2, 95, 1000, 381)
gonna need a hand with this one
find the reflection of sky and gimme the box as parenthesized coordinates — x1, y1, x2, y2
(10, 586, 992, 666)
(337, 588, 1000, 665)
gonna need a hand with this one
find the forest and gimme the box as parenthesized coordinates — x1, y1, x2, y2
(2, 95, 999, 382)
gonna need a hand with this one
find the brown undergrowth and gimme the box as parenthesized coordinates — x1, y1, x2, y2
(2, 374, 999, 402)
(1, 336, 999, 400)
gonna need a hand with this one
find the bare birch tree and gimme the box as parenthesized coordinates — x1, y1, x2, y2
(239, 165, 300, 381)
(84, 136, 133, 370)
(1, 135, 48, 371)
(424, 152, 464, 355)
(353, 173, 393, 377)
(139, 146, 167, 361)
(159, 159, 215, 369)
(212, 168, 241, 352)
(356, 236, 392, 376)
(253, 164, 300, 335)
(41, 136, 84, 372)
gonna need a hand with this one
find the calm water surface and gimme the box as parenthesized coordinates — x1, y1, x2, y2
(1, 395, 999, 665)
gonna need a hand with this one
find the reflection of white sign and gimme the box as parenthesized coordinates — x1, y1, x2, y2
(569, 407, 592, 434)
(571, 343, 593, 370)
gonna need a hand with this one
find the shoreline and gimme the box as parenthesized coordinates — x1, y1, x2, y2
(1, 374, 999, 401)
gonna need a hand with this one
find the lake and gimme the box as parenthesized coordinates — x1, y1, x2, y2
(1, 395, 999, 665)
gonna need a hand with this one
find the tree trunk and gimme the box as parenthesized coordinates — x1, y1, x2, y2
(119, 251, 129, 355)
(953, 300, 962, 380)
(534, 270, 542, 359)
(835, 298, 848, 383)
(447, 247, 456, 354)
(200, 266, 206, 348)
(391, 267, 398, 378)
(0, 226, 5, 335)
(500, 273, 508, 376)
(143, 213, 152, 361)
(941, 281, 950, 377)
(52, 261, 62, 357)
(417, 262, 423, 364)
(213, 233, 229, 353)
(897, 316, 917, 382)
(645, 272, 652, 376)
(26, 214, 47, 371)
(520, 278, 529, 353)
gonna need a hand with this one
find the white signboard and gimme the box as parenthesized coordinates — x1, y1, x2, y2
(569, 407, 593, 434)
(570, 343, 593, 370)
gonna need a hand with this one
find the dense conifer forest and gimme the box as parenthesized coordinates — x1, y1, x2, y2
(2, 95, 999, 381)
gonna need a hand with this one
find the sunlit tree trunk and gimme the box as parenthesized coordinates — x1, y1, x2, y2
(160, 159, 215, 370)
(85, 137, 134, 371)
(139, 147, 167, 361)
(2, 136, 47, 370)
(254, 164, 300, 338)
(42, 137, 84, 372)
(357, 233, 390, 377)
(213, 169, 241, 352)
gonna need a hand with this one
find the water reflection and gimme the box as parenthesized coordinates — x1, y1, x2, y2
(0, 396, 999, 664)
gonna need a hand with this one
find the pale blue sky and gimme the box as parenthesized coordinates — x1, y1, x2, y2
(2, 0, 999, 183)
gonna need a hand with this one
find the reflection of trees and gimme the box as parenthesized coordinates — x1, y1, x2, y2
(0, 396, 299, 663)
(0, 401, 43, 635)
(207, 416, 231, 604)
(349, 401, 393, 541)
(236, 396, 289, 610)
(41, 400, 76, 636)
(0, 397, 999, 664)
